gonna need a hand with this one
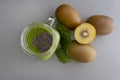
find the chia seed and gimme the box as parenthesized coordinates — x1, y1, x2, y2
(33, 33, 53, 52)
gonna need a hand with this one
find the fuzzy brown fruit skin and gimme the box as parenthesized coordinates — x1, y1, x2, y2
(86, 15, 114, 35)
(55, 4, 82, 30)
(68, 41, 96, 63)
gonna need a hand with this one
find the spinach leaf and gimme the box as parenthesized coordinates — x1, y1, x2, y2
(55, 23, 72, 53)
(55, 48, 71, 63)
(55, 22, 72, 63)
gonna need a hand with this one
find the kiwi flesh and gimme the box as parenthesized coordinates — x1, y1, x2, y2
(74, 23, 96, 44)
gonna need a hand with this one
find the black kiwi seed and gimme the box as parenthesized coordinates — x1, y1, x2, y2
(33, 33, 53, 52)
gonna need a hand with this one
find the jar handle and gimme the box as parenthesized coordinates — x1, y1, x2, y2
(47, 17, 56, 28)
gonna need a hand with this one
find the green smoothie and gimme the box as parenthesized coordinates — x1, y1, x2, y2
(25, 23, 52, 54)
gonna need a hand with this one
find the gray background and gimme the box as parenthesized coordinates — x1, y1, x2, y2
(0, 0, 120, 80)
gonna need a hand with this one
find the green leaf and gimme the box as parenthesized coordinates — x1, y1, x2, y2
(55, 23, 72, 54)
(55, 48, 71, 63)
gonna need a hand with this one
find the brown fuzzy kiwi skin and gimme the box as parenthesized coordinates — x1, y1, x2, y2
(68, 41, 96, 63)
(86, 15, 114, 35)
(55, 4, 82, 30)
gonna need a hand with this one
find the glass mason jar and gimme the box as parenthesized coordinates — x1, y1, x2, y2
(21, 18, 60, 60)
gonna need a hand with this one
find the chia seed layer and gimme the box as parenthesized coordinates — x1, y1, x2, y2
(33, 33, 53, 52)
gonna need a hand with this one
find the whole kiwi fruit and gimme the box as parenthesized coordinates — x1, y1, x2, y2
(55, 4, 82, 30)
(68, 41, 96, 63)
(86, 15, 114, 35)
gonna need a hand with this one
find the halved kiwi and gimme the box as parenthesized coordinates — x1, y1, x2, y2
(74, 23, 96, 44)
